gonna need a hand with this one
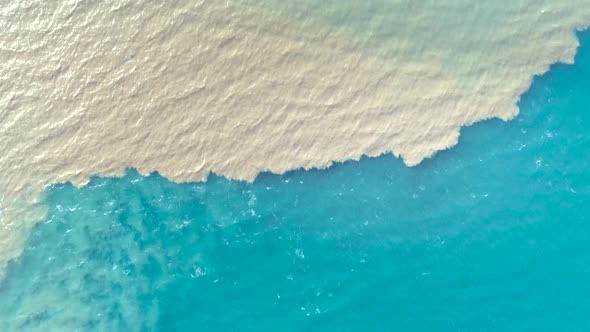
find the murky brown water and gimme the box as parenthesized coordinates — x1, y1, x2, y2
(0, 0, 589, 278)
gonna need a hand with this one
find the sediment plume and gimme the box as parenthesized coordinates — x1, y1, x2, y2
(1, 0, 589, 277)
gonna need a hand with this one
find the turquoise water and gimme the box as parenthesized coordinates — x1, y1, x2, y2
(1, 30, 589, 331)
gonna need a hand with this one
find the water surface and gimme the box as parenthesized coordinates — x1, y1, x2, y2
(1, 29, 589, 332)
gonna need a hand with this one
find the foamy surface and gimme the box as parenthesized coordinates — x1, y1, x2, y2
(1, 0, 589, 277)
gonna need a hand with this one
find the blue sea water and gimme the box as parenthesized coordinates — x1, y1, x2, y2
(1, 30, 589, 331)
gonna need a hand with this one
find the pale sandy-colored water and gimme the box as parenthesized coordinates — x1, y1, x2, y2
(1, 0, 589, 277)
